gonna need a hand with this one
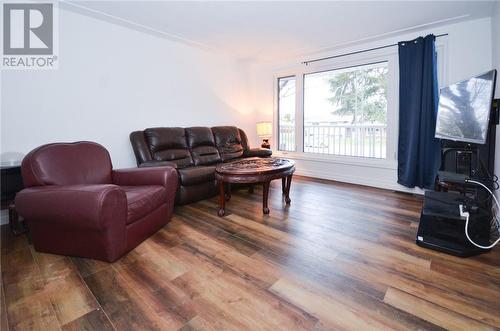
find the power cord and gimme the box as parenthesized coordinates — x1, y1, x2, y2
(461, 179, 500, 249)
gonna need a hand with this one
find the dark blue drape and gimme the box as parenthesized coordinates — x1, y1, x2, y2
(397, 34, 441, 189)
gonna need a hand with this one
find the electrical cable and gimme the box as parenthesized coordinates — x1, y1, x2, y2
(477, 159, 499, 190)
(463, 179, 500, 249)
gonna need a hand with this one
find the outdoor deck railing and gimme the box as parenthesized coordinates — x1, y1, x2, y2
(279, 124, 387, 159)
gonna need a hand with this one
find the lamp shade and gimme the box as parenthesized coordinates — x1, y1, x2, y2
(256, 122, 272, 137)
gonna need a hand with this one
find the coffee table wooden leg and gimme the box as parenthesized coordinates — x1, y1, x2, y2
(218, 181, 226, 217)
(225, 182, 231, 201)
(285, 175, 292, 204)
(282, 177, 286, 193)
(263, 181, 270, 214)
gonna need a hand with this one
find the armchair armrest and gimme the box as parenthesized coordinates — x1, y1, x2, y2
(15, 184, 127, 231)
(112, 166, 178, 191)
(244, 148, 272, 158)
(139, 160, 178, 169)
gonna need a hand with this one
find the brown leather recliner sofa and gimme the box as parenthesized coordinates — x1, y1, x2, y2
(15, 141, 178, 262)
(130, 126, 272, 204)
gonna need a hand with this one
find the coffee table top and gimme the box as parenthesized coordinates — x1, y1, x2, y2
(216, 157, 294, 176)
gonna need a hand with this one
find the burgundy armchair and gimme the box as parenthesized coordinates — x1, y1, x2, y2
(15, 142, 178, 262)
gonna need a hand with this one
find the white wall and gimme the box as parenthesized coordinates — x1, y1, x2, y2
(492, 2, 500, 186)
(252, 17, 494, 193)
(1, 8, 257, 169)
(494, 3, 500, 95)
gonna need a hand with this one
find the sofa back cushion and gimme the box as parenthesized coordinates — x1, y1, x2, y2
(211, 126, 244, 162)
(21, 141, 113, 187)
(186, 127, 221, 166)
(144, 127, 193, 167)
(238, 128, 250, 152)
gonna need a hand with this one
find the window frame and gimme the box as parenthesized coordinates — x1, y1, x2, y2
(277, 75, 297, 152)
(274, 48, 400, 169)
(273, 39, 447, 170)
(302, 60, 390, 159)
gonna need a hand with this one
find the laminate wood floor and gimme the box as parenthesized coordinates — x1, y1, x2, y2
(2, 176, 500, 330)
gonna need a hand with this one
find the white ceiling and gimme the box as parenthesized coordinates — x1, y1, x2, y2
(62, 1, 496, 63)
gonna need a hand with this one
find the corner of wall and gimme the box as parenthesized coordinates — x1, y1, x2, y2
(491, 2, 500, 197)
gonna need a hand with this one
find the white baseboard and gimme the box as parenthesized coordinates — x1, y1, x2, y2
(294, 168, 424, 195)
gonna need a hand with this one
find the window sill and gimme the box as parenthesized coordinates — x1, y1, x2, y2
(273, 151, 397, 170)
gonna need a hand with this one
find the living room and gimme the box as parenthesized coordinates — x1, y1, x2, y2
(1, 1, 500, 330)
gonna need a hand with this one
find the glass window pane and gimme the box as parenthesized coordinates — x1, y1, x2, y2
(278, 76, 296, 151)
(303, 62, 388, 159)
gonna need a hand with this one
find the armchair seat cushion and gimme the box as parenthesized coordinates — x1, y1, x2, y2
(122, 186, 167, 224)
(178, 166, 216, 186)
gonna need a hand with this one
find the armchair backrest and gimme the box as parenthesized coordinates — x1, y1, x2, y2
(21, 141, 113, 187)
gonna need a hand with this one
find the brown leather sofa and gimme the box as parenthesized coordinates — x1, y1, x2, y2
(15, 141, 178, 262)
(130, 126, 272, 204)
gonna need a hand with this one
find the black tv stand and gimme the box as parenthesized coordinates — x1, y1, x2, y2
(417, 191, 490, 257)
(416, 98, 499, 257)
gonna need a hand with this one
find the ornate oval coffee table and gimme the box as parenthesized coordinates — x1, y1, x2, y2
(215, 157, 295, 216)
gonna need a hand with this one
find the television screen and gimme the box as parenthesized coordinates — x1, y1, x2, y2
(435, 70, 497, 144)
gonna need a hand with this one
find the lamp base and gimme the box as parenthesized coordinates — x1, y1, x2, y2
(261, 139, 270, 149)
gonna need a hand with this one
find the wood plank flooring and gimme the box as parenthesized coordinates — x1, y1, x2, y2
(2, 176, 500, 330)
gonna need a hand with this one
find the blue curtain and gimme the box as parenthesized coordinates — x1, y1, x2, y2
(397, 34, 441, 189)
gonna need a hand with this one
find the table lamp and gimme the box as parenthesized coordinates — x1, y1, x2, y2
(256, 121, 272, 149)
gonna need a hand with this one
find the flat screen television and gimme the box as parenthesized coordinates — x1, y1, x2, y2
(435, 69, 497, 144)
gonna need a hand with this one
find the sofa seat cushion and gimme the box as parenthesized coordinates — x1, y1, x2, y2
(191, 146, 221, 166)
(153, 149, 193, 168)
(178, 166, 216, 186)
(122, 186, 167, 224)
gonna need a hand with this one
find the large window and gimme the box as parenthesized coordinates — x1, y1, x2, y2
(303, 62, 388, 158)
(278, 76, 296, 151)
(275, 44, 445, 170)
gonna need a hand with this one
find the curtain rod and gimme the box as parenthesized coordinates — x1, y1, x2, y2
(302, 33, 449, 65)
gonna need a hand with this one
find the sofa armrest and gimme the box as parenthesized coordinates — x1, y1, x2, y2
(15, 184, 127, 231)
(112, 166, 178, 191)
(138, 160, 178, 169)
(244, 148, 272, 158)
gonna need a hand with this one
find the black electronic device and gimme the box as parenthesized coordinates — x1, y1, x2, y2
(1, 164, 23, 202)
(435, 70, 497, 144)
(416, 191, 490, 257)
(436, 72, 498, 184)
(456, 150, 472, 175)
(416, 70, 498, 257)
(437, 171, 469, 184)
